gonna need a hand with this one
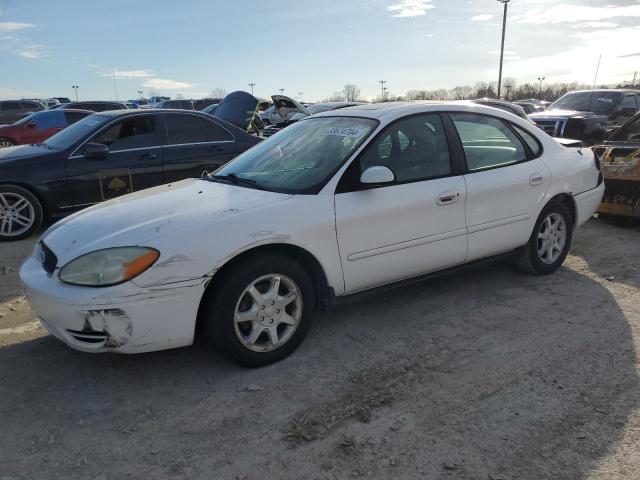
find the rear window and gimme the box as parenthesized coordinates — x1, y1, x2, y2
(512, 124, 541, 156)
(1, 102, 21, 110)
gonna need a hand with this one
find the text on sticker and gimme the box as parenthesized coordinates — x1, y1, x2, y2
(327, 127, 363, 137)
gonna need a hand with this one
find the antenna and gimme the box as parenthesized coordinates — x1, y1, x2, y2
(585, 55, 601, 124)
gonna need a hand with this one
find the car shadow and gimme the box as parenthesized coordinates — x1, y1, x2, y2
(571, 217, 640, 289)
(0, 253, 637, 479)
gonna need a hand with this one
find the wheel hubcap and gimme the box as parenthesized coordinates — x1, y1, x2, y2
(537, 213, 566, 264)
(0, 192, 35, 237)
(234, 274, 302, 352)
(0, 140, 14, 148)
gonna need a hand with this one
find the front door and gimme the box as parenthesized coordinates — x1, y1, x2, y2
(65, 114, 165, 207)
(161, 113, 236, 182)
(448, 112, 551, 261)
(335, 113, 468, 293)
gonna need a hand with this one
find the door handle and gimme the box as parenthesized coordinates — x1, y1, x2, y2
(436, 190, 461, 206)
(138, 153, 157, 162)
(529, 172, 544, 186)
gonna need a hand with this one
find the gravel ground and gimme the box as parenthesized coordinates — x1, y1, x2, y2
(0, 217, 639, 480)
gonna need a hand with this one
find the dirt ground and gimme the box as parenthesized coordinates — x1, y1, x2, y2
(0, 217, 639, 480)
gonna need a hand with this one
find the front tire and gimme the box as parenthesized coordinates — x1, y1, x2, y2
(201, 253, 315, 367)
(0, 184, 43, 241)
(0, 137, 17, 148)
(516, 201, 573, 275)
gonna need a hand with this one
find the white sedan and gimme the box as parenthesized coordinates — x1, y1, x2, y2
(20, 102, 605, 367)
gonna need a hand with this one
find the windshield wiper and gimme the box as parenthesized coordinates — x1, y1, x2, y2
(209, 172, 259, 188)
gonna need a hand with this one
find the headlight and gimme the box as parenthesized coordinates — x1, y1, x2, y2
(59, 247, 159, 287)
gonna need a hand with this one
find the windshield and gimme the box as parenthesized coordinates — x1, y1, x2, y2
(12, 112, 39, 126)
(44, 114, 106, 150)
(549, 91, 621, 114)
(214, 116, 377, 193)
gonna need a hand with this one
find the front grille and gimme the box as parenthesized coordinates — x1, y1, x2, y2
(41, 243, 58, 275)
(533, 118, 567, 137)
(66, 329, 108, 344)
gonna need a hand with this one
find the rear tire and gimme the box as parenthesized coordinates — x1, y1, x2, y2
(201, 253, 315, 367)
(516, 201, 573, 275)
(0, 184, 43, 241)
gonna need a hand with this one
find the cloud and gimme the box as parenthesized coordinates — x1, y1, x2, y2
(0, 22, 34, 32)
(387, 0, 435, 18)
(470, 14, 493, 21)
(99, 69, 154, 79)
(619, 52, 640, 58)
(513, 4, 640, 24)
(142, 78, 195, 90)
(572, 21, 618, 29)
(17, 49, 42, 59)
(488, 49, 521, 61)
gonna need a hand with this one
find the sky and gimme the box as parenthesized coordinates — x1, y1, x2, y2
(0, 0, 639, 102)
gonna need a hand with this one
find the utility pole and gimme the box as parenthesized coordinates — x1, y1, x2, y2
(112, 70, 119, 101)
(137, 90, 143, 100)
(496, 0, 510, 99)
(379, 80, 387, 101)
(279, 88, 285, 95)
(72, 85, 79, 101)
(248, 82, 255, 95)
(298, 91, 303, 102)
(633, 72, 638, 87)
(537, 77, 546, 99)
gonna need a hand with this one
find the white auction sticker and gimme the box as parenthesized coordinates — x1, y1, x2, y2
(327, 127, 363, 137)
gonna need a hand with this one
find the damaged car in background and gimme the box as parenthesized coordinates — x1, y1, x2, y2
(262, 99, 363, 137)
(593, 111, 640, 218)
(20, 102, 604, 367)
(0, 97, 262, 241)
(530, 89, 640, 145)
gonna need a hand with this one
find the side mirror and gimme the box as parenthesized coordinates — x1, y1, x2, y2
(360, 166, 395, 185)
(83, 142, 109, 158)
(26, 121, 37, 129)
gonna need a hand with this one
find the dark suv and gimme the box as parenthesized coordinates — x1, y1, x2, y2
(530, 89, 640, 145)
(0, 100, 46, 124)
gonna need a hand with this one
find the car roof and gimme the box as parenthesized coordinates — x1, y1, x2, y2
(312, 101, 529, 122)
(560, 89, 640, 95)
(92, 108, 205, 117)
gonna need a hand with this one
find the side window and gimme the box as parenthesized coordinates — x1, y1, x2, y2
(64, 111, 90, 125)
(93, 116, 156, 151)
(450, 113, 527, 171)
(621, 95, 638, 111)
(511, 124, 541, 156)
(165, 114, 232, 144)
(357, 113, 451, 184)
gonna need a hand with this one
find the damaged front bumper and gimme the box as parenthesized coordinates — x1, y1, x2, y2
(19, 255, 207, 354)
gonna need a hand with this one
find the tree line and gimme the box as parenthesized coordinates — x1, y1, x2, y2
(319, 79, 628, 104)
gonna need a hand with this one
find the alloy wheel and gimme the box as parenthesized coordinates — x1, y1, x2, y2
(0, 139, 15, 148)
(536, 212, 566, 264)
(234, 274, 303, 352)
(0, 192, 35, 237)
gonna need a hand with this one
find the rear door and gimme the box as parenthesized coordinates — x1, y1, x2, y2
(161, 113, 236, 182)
(448, 112, 550, 261)
(335, 113, 468, 293)
(65, 113, 165, 206)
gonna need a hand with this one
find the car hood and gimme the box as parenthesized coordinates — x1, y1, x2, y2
(529, 109, 605, 120)
(42, 178, 293, 265)
(0, 144, 54, 162)
(271, 95, 310, 116)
